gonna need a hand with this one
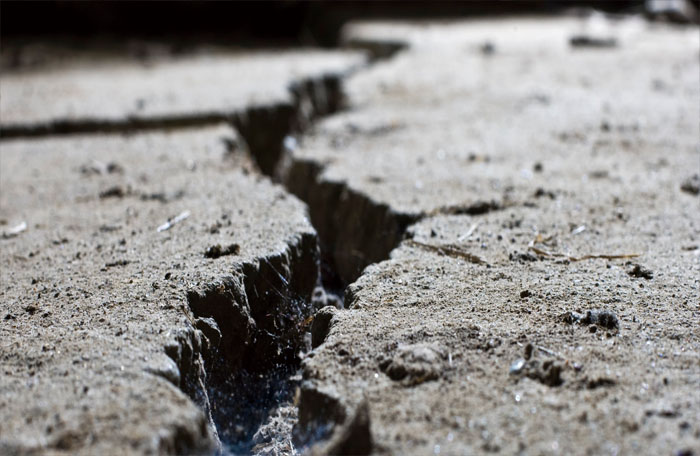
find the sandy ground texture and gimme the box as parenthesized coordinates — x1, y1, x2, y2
(283, 15, 700, 284)
(0, 13, 698, 456)
(281, 16, 700, 455)
(0, 125, 322, 454)
(0, 48, 365, 176)
(0, 49, 365, 132)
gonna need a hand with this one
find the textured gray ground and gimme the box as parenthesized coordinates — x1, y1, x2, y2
(0, 125, 321, 454)
(1, 14, 699, 456)
(283, 16, 700, 456)
(0, 49, 365, 131)
(283, 16, 699, 283)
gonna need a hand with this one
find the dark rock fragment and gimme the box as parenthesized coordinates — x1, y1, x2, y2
(510, 251, 538, 262)
(510, 357, 564, 387)
(104, 260, 129, 269)
(628, 264, 653, 280)
(203, 243, 240, 259)
(80, 161, 123, 176)
(680, 174, 699, 195)
(562, 309, 619, 330)
(584, 377, 617, 389)
(534, 187, 556, 199)
(139, 189, 185, 203)
(582, 309, 619, 330)
(569, 36, 617, 48)
(99, 186, 126, 199)
(24, 305, 38, 315)
(532, 359, 564, 387)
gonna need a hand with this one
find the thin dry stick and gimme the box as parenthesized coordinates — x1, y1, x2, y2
(457, 222, 480, 242)
(406, 239, 485, 264)
(528, 245, 640, 262)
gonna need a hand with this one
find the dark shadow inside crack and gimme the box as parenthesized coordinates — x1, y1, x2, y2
(206, 355, 301, 455)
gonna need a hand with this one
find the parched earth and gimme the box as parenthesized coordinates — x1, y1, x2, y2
(1, 15, 699, 456)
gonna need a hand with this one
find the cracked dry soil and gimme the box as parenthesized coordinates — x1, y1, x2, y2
(1, 14, 700, 456)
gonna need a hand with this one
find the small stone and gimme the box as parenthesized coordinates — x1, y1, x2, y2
(203, 243, 240, 259)
(680, 174, 699, 195)
(534, 188, 556, 199)
(569, 36, 617, 48)
(99, 186, 126, 199)
(628, 264, 653, 280)
(520, 290, 531, 299)
(509, 358, 526, 375)
(24, 305, 38, 315)
(581, 309, 619, 330)
(510, 251, 538, 262)
(384, 343, 446, 385)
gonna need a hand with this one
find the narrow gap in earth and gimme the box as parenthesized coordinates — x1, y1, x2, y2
(185, 45, 409, 454)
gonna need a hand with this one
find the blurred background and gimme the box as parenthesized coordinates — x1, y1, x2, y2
(3, 1, 697, 52)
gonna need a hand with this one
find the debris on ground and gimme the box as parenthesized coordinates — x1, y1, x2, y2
(628, 264, 654, 280)
(680, 174, 699, 195)
(139, 189, 185, 203)
(570, 225, 586, 235)
(204, 243, 240, 259)
(99, 185, 127, 199)
(562, 309, 620, 330)
(104, 260, 130, 269)
(80, 160, 124, 176)
(2, 221, 27, 239)
(510, 356, 565, 387)
(569, 35, 617, 48)
(528, 244, 640, 262)
(534, 188, 556, 199)
(156, 210, 190, 232)
(510, 251, 539, 262)
(406, 240, 485, 264)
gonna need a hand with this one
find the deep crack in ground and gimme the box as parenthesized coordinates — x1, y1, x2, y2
(184, 43, 407, 454)
(198, 40, 413, 455)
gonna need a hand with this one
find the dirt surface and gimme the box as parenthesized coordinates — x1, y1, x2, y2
(0, 49, 364, 133)
(0, 125, 321, 454)
(283, 16, 699, 283)
(1, 13, 699, 456)
(281, 16, 700, 455)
